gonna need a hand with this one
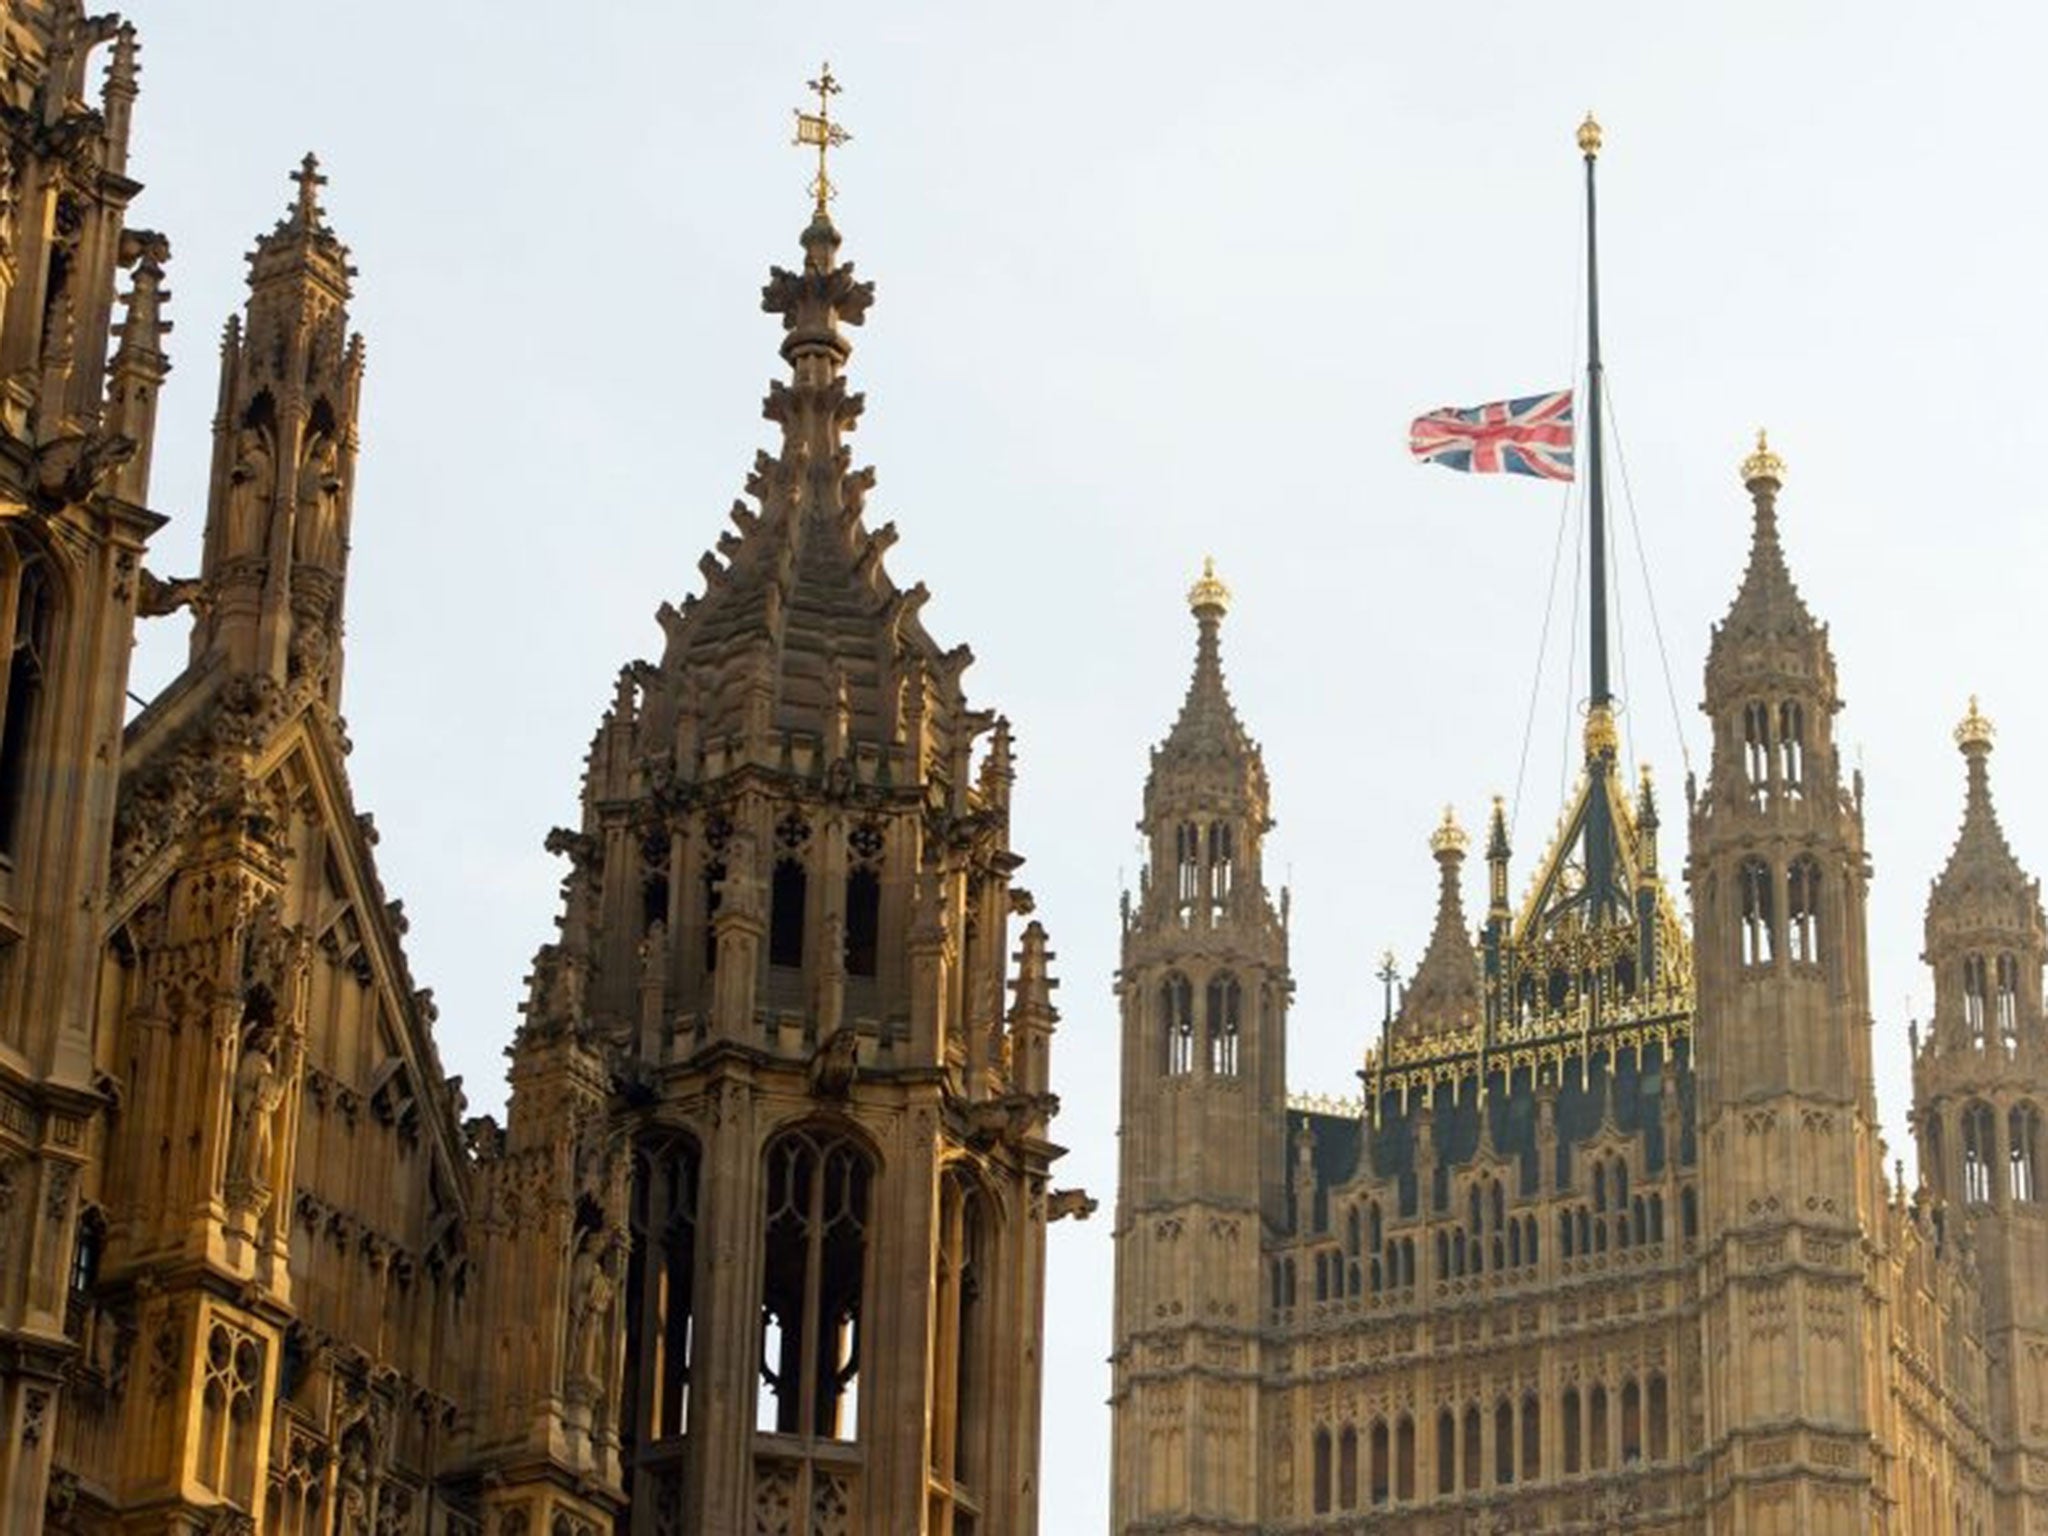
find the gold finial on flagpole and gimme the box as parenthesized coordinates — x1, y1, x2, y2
(1577, 112, 1603, 158)
(793, 63, 851, 218)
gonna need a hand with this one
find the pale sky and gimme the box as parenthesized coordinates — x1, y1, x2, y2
(123, 4, 2048, 1527)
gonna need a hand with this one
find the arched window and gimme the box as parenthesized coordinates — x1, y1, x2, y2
(1778, 700, 1805, 800)
(1562, 1387, 1582, 1474)
(1175, 823, 1200, 907)
(929, 1170, 992, 1506)
(1206, 973, 1241, 1076)
(1495, 1399, 1515, 1485)
(0, 547, 53, 860)
(843, 867, 880, 979)
(1436, 1408, 1456, 1495)
(757, 1127, 870, 1439)
(1965, 953, 1989, 1044)
(1621, 1378, 1642, 1464)
(1462, 1403, 1481, 1491)
(1743, 701, 1771, 804)
(1338, 1424, 1358, 1509)
(769, 859, 807, 969)
(1648, 1373, 1670, 1461)
(1787, 858, 1821, 965)
(2011, 1104, 2041, 1203)
(1589, 1385, 1609, 1470)
(1162, 974, 1194, 1075)
(1521, 1393, 1541, 1480)
(1312, 1427, 1332, 1514)
(1998, 953, 2021, 1045)
(1396, 1415, 1416, 1502)
(1962, 1101, 1996, 1205)
(622, 1135, 699, 1505)
(1208, 821, 1234, 908)
(1740, 858, 1775, 968)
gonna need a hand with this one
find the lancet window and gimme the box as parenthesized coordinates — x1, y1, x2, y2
(931, 1168, 990, 1514)
(1369, 1419, 1389, 1505)
(2011, 1104, 2041, 1203)
(1338, 1424, 1358, 1509)
(1562, 1387, 1582, 1474)
(623, 1136, 700, 1494)
(1521, 1394, 1541, 1480)
(1997, 953, 2021, 1045)
(1964, 953, 1988, 1043)
(1778, 700, 1805, 799)
(1396, 1415, 1415, 1501)
(1739, 858, 1775, 968)
(1162, 973, 1194, 1076)
(757, 1126, 871, 1439)
(1206, 972, 1241, 1076)
(1962, 1102, 1996, 1206)
(1436, 1409, 1456, 1495)
(844, 866, 881, 979)
(1494, 1399, 1514, 1485)
(769, 858, 807, 969)
(1787, 857, 1821, 965)
(1313, 1427, 1332, 1514)
(0, 541, 53, 862)
(1208, 820, 1234, 909)
(1174, 822, 1200, 909)
(1743, 701, 1771, 804)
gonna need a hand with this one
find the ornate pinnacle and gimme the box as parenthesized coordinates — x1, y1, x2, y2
(1430, 804, 1469, 856)
(793, 63, 851, 219)
(1187, 555, 1231, 617)
(1583, 700, 1619, 760)
(1741, 428, 1785, 487)
(1956, 695, 1995, 754)
(1577, 112, 1603, 159)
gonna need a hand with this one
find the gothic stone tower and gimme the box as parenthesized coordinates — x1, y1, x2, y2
(1913, 701, 2048, 1530)
(0, 8, 171, 1527)
(1110, 565, 1290, 1532)
(477, 191, 1070, 1536)
(1686, 437, 1892, 1533)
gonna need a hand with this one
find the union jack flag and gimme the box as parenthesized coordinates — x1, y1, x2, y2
(1408, 389, 1575, 481)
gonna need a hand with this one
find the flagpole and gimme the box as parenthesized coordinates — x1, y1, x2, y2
(1578, 112, 1616, 924)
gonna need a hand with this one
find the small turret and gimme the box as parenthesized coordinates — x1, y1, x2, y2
(1396, 807, 1482, 1043)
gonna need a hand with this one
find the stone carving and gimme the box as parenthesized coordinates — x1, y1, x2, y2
(228, 1022, 295, 1192)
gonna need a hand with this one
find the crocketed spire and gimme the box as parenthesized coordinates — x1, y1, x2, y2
(1159, 558, 1258, 765)
(1929, 698, 2035, 923)
(1396, 807, 1482, 1039)
(639, 208, 967, 758)
(1716, 431, 1820, 649)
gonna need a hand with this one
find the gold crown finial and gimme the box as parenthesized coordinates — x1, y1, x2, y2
(793, 63, 851, 218)
(1430, 803, 1470, 856)
(1583, 700, 1619, 759)
(1741, 428, 1785, 486)
(1956, 695, 1995, 753)
(1188, 555, 1231, 616)
(1577, 112, 1603, 158)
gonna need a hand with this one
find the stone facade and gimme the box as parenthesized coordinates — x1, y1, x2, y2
(1109, 447, 2040, 1532)
(0, 6, 1069, 1533)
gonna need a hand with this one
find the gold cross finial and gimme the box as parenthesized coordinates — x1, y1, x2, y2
(793, 63, 851, 218)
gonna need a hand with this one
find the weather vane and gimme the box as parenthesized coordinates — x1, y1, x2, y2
(793, 63, 851, 217)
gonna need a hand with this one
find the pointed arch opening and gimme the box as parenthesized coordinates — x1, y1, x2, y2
(1494, 1398, 1515, 1485)
(1562, 1386, 1582, 1474)
(1312, 1426, 1332, 1514)
(757, 1126, 871, 1440)
(1162, 972, 1194, 1076)
(1963, 1100, 1996, 1205)
(622, 1134, 699, 1509)
(844, 866, 881, 979)
(1436, 1408, 1456, 1495)
(1338, 1424, 1358, 1509)
(769, 858, 807, 969)
(1739, 857, 1775, 968)
(1787, 857, 1821, 966)
(1965, 953, 1989, 1044)
(1206, 972, 1242, 1076)
(1778, 700, 1806, 800)
(1998, 952, 2021, 1046)
(2011, 1103, 2040, 1203)
(1743, 701, 1771, 805)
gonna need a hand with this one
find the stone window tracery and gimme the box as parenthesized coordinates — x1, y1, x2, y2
(931, 1168, 990, 1517)
(1743, 701, 1770, 805)
(1997, 952, 2021, 1046)
(1207, 820, 1234, 913)
(757, 1126, 870, 1440)
(198, 1316, 265, 1506)
(623, 1134, 699, 1509)
(1964, 953, 1989, 1044)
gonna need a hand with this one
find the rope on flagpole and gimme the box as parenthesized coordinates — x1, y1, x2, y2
(1604, 378, 1695, 782)
(1512, 480, 1577, 842)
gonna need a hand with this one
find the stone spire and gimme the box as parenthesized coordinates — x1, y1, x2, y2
(1928, 698, 2037, 932)
(1715, 431, 1821, 650)
(1396, 806, 1482, 1039)
(1157, 557, 1258, 766)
